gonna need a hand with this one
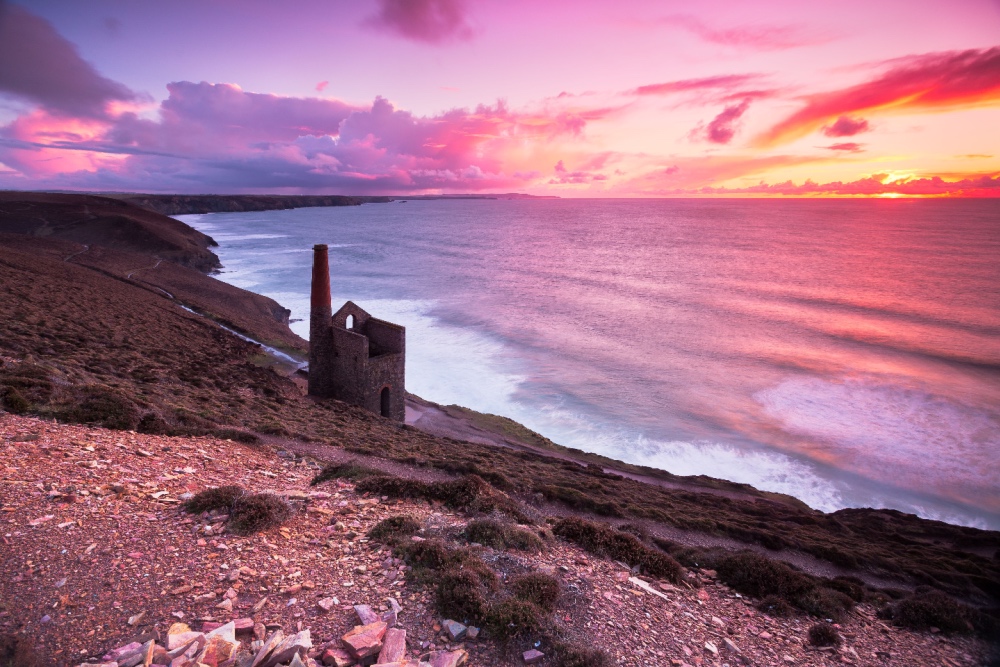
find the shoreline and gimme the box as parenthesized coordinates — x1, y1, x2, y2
(2, 190, 998, 623)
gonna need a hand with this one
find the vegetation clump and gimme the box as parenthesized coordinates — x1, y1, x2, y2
(0, 633, 39, 667)
(182, 486, 290, 535)
(716, 550, 854, 621)
(552, 517, 684, 582)
(885, 591, 974, 634)
(355, 474, 529, 521)
(63, 385, 141, 430)
(228, 493, 292, 535)
(757, 594, 794, 617)
(510, 572, 561, 612)
(0, 387, 29, 414)
(807, 623, 842, 647)
(464, 518, 544, 551)
(549, 641, 613, 667)
(436, 570, 489, 621)
(183, 485, 245, 514)
(482, 598, 545, 639)
(311, 461, 379, 486)
(369, 515, 422, 544)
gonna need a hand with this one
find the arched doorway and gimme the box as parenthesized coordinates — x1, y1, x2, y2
(346, 314, 355, 330)
(380, 386, 391, 418)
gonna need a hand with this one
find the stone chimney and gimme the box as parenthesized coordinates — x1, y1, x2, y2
(308, 244, 333, 396)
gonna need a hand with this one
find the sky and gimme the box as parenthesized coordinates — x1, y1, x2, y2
(1, 0, 999, 196)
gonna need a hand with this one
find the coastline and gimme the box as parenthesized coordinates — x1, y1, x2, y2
(1, 191, 998, 664)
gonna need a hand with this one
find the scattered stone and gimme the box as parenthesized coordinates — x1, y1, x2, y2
(705, 641, 718, 656)
(354, 604, 381, 625)
(127, 611, 146, 626)
(317, 598, 336, 613)
(465, 626, 479, 640)
(523, 648, 545, 664)
(378, 628, 406, 663)
(441, 619, 466, 641)
(427, 649, 467, 667)
(260, 629, 311, 667)
(723, 638, 741, 654)
(321, 647, 354, 667)
(341, 621, 387, 660)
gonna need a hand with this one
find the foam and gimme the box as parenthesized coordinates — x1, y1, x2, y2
(756, 374, 1000, 514)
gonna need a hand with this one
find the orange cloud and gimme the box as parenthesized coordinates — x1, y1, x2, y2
(757, 47, 1000, 147)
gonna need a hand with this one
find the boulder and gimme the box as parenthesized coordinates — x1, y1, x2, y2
(377, 628, 406, 663)
(354, 604, 381, 625)
(440, 620, 466, 641)
(522, 649, 544, 664)
(249, 629, 285, 667)
(426, 650, 467, 667)
(260, 630, 311, 667)
(320, 647, 354, 667)
(341, 621, 387, 660)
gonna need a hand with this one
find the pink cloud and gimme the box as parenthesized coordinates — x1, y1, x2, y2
(693, 99, 753, 144)
(0, 76, 615, 193)
(822, 116, 870, 137)
(316, 81, 329, 93)
(365, 0, 473, 44)
(823, 142, 864, 152)
(758, 47, 1000, 146)
(0, 5, 136, 118)
(659, 15, 827, 51)
(632, 74, 763, 97)
(554, 160, 566, 173)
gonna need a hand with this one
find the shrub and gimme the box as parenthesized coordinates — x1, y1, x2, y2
(715, 551, 812, 599)
(824, 577, 866, 602)
(356, 474, 529, 521)
(184, 486, 245, 514)
(794, 588, 854, 622)
(400, 539, 451, 571)
(0, 634, 39, 667)
(483, 598, 544, 639)
(807, 623, 841, 647)
(465, 518, 544, 552)
(757, 595, 794, 617)
(436, 570, 489, 622)
(0, 387, 30, 414)
(311, 461, 378, 486)
(510, 573, 561, 612)
(65, 385, 141, 430)
(891, 591, 973, 634)
(228, 493, 291, 535)
(552, 517, 684, 582)
(448, 548, 499, 590)
(551, 641, 612, 667)
(212, 428, 260, 445)
(136, 413, 170, 434)
(369, 515, 422, 544)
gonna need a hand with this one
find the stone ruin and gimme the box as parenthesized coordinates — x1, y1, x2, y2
(307, 244, 406, 421)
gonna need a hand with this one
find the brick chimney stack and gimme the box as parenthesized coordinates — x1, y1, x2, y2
(308, 244, 333, 396)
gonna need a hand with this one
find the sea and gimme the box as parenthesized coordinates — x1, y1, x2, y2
(177, 198, 1000, 530)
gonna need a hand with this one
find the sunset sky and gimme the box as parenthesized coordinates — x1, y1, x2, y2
(1, 0, 999, 196)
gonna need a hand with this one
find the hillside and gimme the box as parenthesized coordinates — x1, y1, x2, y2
(0, 192, 221, 272)
(0, 192, 997, 665)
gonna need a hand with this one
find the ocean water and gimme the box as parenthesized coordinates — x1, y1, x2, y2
(178, 198, 1000, 529)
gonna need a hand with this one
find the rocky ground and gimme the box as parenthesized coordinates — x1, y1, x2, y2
(2, 414, 992, 667)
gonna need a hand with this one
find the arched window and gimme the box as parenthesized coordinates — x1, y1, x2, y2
(346, 314, 355, 330)
(380, 386, 391, 418)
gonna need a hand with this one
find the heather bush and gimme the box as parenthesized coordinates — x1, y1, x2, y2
(228, 493, 291, 535)
(552, 517, 683, 582)
(510, 572, 561, 612)
(807, 623, 841, 647)
(369, 515, 422, 544)
(183, 485, 244, 514)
